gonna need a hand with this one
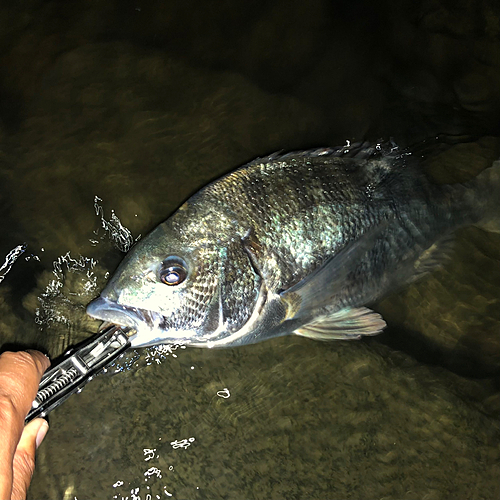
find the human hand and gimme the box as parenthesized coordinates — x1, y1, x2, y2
(0, 351, 50, 500)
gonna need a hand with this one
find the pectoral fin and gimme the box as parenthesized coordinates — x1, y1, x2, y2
(294, 307, 386, 340)
(280, 222, 388, 318)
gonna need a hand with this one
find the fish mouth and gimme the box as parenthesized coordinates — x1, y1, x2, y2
(86, 297, 139, 328)
(86, 297, 174, 347)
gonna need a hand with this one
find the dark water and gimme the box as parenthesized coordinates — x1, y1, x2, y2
(0, 1, 499, 499)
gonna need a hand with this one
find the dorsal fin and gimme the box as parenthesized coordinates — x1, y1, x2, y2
(245, 140, 407, 167)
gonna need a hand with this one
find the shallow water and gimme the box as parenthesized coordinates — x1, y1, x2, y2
(0, 1, 499, 499)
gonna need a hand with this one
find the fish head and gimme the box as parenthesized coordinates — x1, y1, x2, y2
(87, 200, 262, 348)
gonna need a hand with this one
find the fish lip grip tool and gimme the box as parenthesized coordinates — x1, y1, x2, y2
(25, 324, 135, 423)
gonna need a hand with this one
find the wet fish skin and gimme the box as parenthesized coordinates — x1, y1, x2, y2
(86, 142, 499, 348)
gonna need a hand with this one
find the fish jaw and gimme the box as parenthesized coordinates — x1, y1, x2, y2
(86, 297, 193, 347)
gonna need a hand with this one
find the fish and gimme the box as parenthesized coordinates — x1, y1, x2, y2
(86, 142, 500, 348)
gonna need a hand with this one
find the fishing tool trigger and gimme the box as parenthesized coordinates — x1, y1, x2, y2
(25, 324, 135, 423)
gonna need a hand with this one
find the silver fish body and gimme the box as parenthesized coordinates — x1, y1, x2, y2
(87, 143, 500, 348)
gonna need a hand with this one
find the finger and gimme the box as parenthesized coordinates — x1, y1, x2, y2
(0, 351, 50, 500)
(0, 349, 49, 412)
(11, 418, 49, 500)
(25, 351, 50, 377)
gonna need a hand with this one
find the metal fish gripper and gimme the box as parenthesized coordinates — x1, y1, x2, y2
(26, 324, 135, 423)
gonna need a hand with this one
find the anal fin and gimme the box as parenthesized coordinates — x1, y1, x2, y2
(409, 235, 454, 284)
(294, 307, 386, 341)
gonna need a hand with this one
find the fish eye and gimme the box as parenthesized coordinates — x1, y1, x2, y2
(159, 257, 188, 286)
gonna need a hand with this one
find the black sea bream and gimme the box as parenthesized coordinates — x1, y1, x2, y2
(87, 143, 500, 348)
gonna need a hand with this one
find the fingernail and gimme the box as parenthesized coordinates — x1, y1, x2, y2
(36, 420, 49, 449)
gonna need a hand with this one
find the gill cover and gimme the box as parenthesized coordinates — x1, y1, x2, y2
(211, 238, 262, 337)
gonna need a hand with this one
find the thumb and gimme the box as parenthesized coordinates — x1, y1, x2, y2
(11, 419, 49, 500)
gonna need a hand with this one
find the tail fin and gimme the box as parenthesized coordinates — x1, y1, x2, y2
(468, 159, 500, 233)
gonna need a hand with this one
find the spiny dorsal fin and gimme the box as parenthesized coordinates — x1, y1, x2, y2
(246, 140, 405, 167)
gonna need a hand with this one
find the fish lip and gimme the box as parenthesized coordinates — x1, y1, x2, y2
(86, 297, 157, 330)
